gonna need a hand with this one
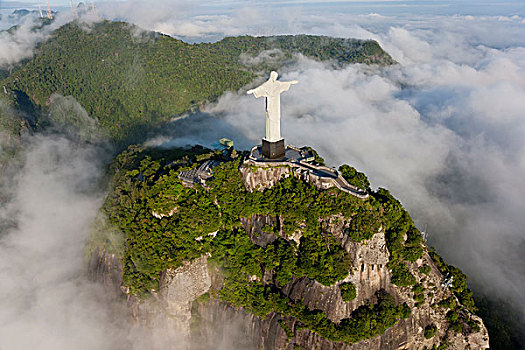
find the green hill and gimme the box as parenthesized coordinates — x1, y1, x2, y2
(1, 20, 394, 146)
(89, 145, 483, 346)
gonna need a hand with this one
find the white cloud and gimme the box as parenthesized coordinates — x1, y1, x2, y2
(0, 134, 195, 349)
(0, 136, 114, 349)
(0, 10, 73, 68)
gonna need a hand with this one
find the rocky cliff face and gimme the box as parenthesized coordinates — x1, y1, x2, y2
(90, 228, 488, 349)
(90, 162, 489, 349)
(88, 247, 123, 297)
(240, 164, 292, 192)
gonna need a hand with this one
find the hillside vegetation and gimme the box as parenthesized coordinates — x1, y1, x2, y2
(95, 145, 479, 345)
(0, 20, 394, 146)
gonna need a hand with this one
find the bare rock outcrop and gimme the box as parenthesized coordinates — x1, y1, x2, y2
(240, 164, 291, 192)
(240, 214, 280, 247)
(158, 255, 212, 337)
(88, 247, 123, 297)
(90, 235, 489, 350)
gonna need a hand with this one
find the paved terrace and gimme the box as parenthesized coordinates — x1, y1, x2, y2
(246, 145, 369, 199)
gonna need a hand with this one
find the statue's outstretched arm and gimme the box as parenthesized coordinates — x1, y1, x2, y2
(247, 85, 266, 98)
(279, 80, 299, 92)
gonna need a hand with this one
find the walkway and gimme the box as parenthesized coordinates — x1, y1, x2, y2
(246, 145, 369, 199)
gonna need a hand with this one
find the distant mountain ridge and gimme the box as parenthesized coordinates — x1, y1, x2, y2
(0, 20, 394, 146)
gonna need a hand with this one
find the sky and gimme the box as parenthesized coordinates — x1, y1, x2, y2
(1, 0, 525, 16)
(1, 0, 525, 348)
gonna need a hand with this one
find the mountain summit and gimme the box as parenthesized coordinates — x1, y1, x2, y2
(90, 145, 489, 349)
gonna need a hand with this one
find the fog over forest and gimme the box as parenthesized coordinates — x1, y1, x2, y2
(1, 0, 524, 348)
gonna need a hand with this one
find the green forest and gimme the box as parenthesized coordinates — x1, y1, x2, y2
(0, 20, 394, 147)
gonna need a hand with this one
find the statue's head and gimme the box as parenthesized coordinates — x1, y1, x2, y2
(270, 71, 278, 81)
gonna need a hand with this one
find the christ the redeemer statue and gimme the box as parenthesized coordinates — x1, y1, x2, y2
(247, 71, 298, 159)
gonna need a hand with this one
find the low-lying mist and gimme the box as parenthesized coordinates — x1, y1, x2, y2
(0, 134, 190, 349)
(0, 10, 73, 68)
(0, 135, 116, 349)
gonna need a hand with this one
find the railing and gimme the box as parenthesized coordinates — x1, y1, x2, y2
(245, 147, 369, 199)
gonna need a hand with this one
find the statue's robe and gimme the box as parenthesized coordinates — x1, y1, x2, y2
(249, 76, 296, 142)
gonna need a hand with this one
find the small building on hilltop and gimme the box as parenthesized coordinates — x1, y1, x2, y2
(178, 159, 221, 188)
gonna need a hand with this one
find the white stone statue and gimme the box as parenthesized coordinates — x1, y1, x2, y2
(247, 71, 298, 142)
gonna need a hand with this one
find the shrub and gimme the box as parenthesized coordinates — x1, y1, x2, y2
(438, 297, 457, 310)
(339, 164, 370, 190)
(429, 249, 477, 314)
(390, 261, 416, 287)
(345, 206, 382, 242)
(339, 282, 357, 302)
(424, 324, 437, 339)
(419, 264, 431, 275)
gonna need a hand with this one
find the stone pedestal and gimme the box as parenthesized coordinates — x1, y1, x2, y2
(262, 139, 285, 159)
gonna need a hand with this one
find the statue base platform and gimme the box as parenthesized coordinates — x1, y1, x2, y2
(262, 139, 285, 159)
